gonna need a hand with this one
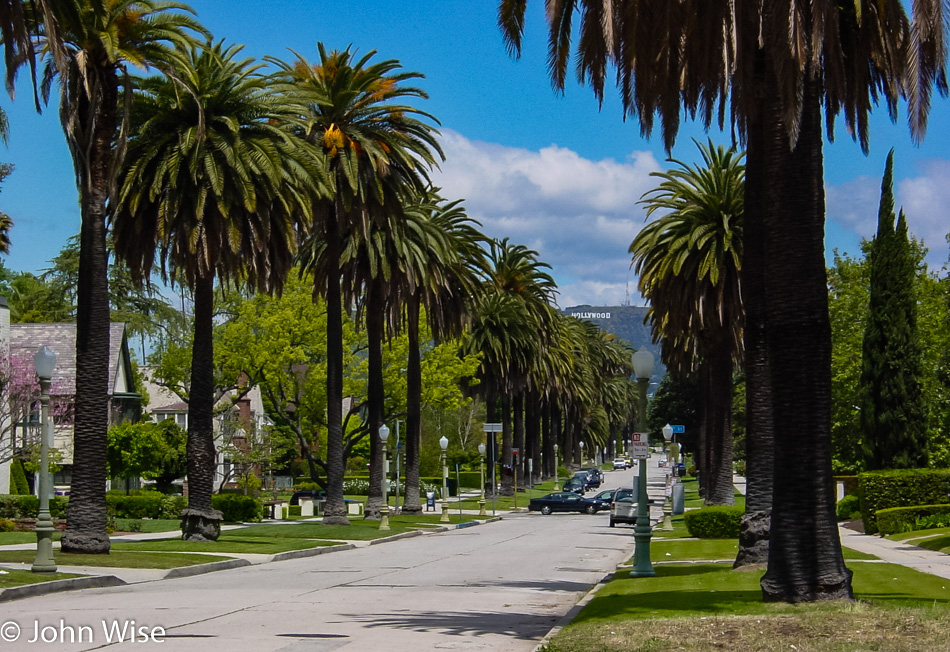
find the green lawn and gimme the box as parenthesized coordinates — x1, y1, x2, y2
(0, 550, 233, 569)
(111, 533, 335, 555)
(114, 518, 181, 533)
(0, 531, 62, 546)
(0, 568, 80, 588)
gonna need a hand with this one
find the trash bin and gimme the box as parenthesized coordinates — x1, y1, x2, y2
(425, 491, 436, 511)
(672, 482, 685, 515)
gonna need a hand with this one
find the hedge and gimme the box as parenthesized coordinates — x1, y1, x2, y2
(106, 494, 187, 519)
(0, 495, 68, 519)
(859, 469, 950, 534)
(836, 494, 861, 521)
(211, 494, 262, 523)
(683, 506, 743, 538)
(875, 504, 950, 535)
(10, 459, 30, 495)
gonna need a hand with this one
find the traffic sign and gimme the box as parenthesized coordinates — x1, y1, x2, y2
(630, 432, 650, 459)
(671, 425, 685, 434)
(483, 423, 503, 433)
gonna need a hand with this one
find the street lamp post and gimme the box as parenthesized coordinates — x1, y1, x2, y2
(32, 346, 57, 573)
(660, 423, 674, 530)
(631, 349, 656, 577)
(378, 424, 391, 531)
(439, 435, 450, 523)
(579, 440, 585, 465)
(553, 443, 559, 490)
(477, 443, 487, 516)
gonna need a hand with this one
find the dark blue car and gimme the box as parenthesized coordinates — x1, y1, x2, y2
(528, 492, 599, 515)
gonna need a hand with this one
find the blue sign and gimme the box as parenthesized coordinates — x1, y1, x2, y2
(671, 425, 685, 434)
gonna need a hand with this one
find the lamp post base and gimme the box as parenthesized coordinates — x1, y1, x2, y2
(478, 499, 486, 516)
(630, 524, 656, 577)
(32, 520, 57, 573)
(440, 501, 450, 523)
(379, 508, 391, 531)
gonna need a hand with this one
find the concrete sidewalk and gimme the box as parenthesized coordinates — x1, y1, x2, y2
(839, 525, 950, 580)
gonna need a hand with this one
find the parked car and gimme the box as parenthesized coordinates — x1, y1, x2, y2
(612, 458, 627, 470)
(575, 468, 602, 490)
(289, 489, 325, 506)
(562, 477, 586, 494)
(609, 488, 636, 527)
(528, 492, 599, 515)
(589, 488, 618, 512)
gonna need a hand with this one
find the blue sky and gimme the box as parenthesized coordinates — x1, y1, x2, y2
(2, 0, 948, 308)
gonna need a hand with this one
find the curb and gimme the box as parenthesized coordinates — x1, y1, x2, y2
(368, 530, 424, 545)
(163, 558, 251, 579)
(0, 575, 127, 602)
(532, 571, 615, 652)
(271, 543, 355, 561)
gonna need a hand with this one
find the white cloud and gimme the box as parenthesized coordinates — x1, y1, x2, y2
(826, 158, 950, 269)
(431, 130, 662, 306)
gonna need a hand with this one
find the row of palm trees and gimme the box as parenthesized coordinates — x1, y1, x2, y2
(0, 1, 642, 545)
(497, 0, 948, 603)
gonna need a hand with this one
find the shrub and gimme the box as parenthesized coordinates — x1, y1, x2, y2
(876, 504, 950, 535)
(0, 495, 68, 519)
(212, 494, 262, 523)
(289, 505, 301, 517)
(859, 469, 950, 534)
(836, 494, 861, 521)
(106, 493, 165, 519)
(687, 465, 698, 477)
(683, 506, 743, 538)
(916, 512, 950, 530)
(0, 517, 15, 532)
(10, 459, 30, 495)
(160, 495, 187, 519)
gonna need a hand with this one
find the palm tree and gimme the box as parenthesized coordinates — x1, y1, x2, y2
(399, 192, 487, 513)
(276, 45, 442, 526)
(113, 40, 313, 541)
(498, 0, 945, 603)
(631, 140, 744, 506)
(32, 0, 204, 554)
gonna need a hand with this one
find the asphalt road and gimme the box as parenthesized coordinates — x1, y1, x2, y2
(1, 468, 643, 652)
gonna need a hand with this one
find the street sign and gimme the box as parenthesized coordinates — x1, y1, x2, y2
(630, 432, 650, 459)
(483, 423, 503, 433)
(671, 425, 685, 434)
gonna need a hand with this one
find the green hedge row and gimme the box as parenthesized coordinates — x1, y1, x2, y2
(0, 495, 69, 519)
(212, 494, 262, 523)
(859, 469, 950, 534)
(294, 476, 462, 496)
(107, 494, 187, 519)
(683, 506, 743, 538)
(875, 504, 950, 535)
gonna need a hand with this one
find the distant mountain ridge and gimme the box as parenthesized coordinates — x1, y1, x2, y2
(562, 304, 664, 380)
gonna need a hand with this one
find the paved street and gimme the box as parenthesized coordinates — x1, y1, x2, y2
(0, 467, 645, 652)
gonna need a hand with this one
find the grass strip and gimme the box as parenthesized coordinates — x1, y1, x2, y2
(0, 568, 80, 588)
(0, 550, 232, 569)
(111, 534, 335, 554)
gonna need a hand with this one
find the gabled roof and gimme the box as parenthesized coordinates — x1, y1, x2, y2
(9, 323, 134, 396)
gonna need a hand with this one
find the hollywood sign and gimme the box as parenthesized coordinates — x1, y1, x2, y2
(569, 312, 611, 319)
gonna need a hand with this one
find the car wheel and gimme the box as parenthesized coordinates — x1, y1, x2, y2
(541, 506, 552, 515)
(585, 505, 597, 515)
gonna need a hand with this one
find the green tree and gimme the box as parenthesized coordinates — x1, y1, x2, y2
(106, 419, 186, 494)
(10, 458, 30, 494)
(859, 152, 927, 470)
(631, 140, 744, 507)
(276, 45, 442, 525)
(113, 41, 310, 541)
(33, 0, 205, 555)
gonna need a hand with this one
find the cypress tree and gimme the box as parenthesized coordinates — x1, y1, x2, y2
(859, 151, 927, 470)
(10, 458, 30, 495)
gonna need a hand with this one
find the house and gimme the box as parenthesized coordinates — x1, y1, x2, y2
(0, 297, 141, 493)
(140, 370, 273, 491)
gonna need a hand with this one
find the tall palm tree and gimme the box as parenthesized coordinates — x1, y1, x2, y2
(113, 40, 314, 541)
(276, 45, 442, 526)
(33, 0, 204, 554)
(631, 140, 744, 506)
(498, 0, 945, 603)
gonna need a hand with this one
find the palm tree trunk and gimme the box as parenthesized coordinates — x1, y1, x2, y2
(180, 273, 223, 542)
(513, 392, 524, 491)
(541, 400, 554, 479)
(60, 167, 112, 555)
(759, 57, 852, 602)
(735, 47, 774, 569)
(364, 276, 385, 520)
(500, 394, 513, 496)
(60, 73, 117, 555)
(402, 292, 423, 513)
(703, 352, 735, 506)
(322, 211, 349, 526)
